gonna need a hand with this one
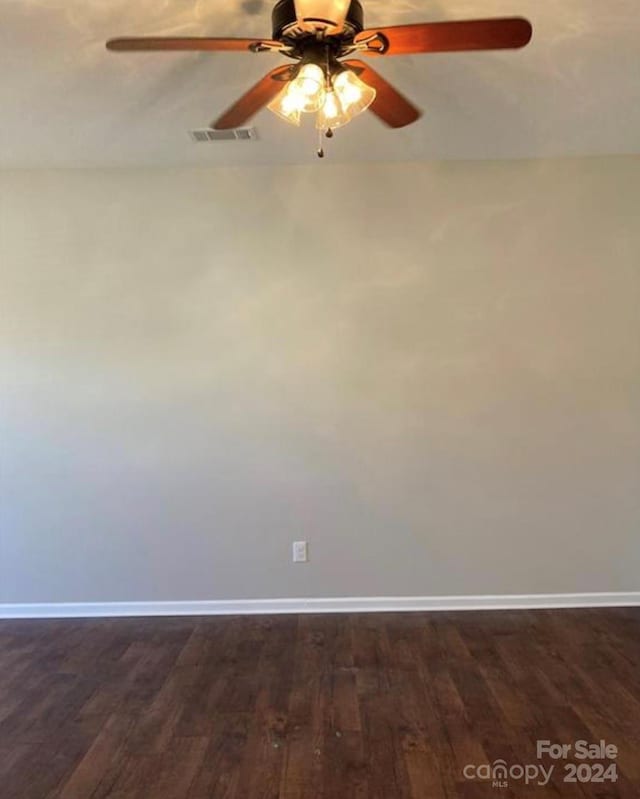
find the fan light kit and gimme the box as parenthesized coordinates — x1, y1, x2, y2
(267, 54, 377, 137)
(107, 0, 533, 158)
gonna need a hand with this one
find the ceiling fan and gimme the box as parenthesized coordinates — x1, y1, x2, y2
(107, 0, 533, 157)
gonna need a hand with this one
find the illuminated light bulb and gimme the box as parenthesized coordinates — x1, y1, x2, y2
(287, 63, 326, 113)
(267, 84, 302, 126)
(315, 69, 377, 131)
(316, 88, 351, 130)
(268, 64, 327, 125)
(333, 69, 377, 117)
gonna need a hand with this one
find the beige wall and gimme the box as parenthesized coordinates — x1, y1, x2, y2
(1, 157, 639, 603)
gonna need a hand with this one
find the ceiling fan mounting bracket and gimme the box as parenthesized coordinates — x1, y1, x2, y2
(353, 32, 389, 55)
(249, 40, 293, 54)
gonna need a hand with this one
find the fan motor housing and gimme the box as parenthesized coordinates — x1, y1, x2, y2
(272, 0, 364, 40)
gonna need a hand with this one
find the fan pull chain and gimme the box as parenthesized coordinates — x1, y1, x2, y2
(316, 127, 335, 158)
(316, 45, 336, 159)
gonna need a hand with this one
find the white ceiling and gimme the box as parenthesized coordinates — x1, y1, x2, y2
(1, 0, 639, 167)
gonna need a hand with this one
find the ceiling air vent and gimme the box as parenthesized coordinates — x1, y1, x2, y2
(189, 127, 258, 143)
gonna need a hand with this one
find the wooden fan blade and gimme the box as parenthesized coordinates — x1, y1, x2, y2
(106, 37, 278, 53)
(344, 60, 421, 128)
(356, 18, 533, 56)
(212, 66, 293, 129)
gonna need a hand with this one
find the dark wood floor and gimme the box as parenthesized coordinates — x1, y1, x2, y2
(0, 609, 639, 798)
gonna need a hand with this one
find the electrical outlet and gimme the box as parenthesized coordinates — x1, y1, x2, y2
(292, 541, 308, 563)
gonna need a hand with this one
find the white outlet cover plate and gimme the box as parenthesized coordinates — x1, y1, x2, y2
(292, 541, 308, 563)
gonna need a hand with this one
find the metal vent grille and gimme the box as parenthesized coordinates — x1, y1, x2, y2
(189, 128, 258, 143)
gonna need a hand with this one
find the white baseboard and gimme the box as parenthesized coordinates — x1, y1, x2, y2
(1, 593, 639, 620)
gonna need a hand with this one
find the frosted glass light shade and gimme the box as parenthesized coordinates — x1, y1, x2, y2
(316, 89, 351, 130)
(288, 63, 326, 113)
(333, 69, 376, 118)
(294, 0, 351, 34)
(268, 86, 302, 126)
(268, 64, 328, 125)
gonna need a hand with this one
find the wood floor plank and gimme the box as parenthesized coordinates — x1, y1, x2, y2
(57, 714, 135, 799)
